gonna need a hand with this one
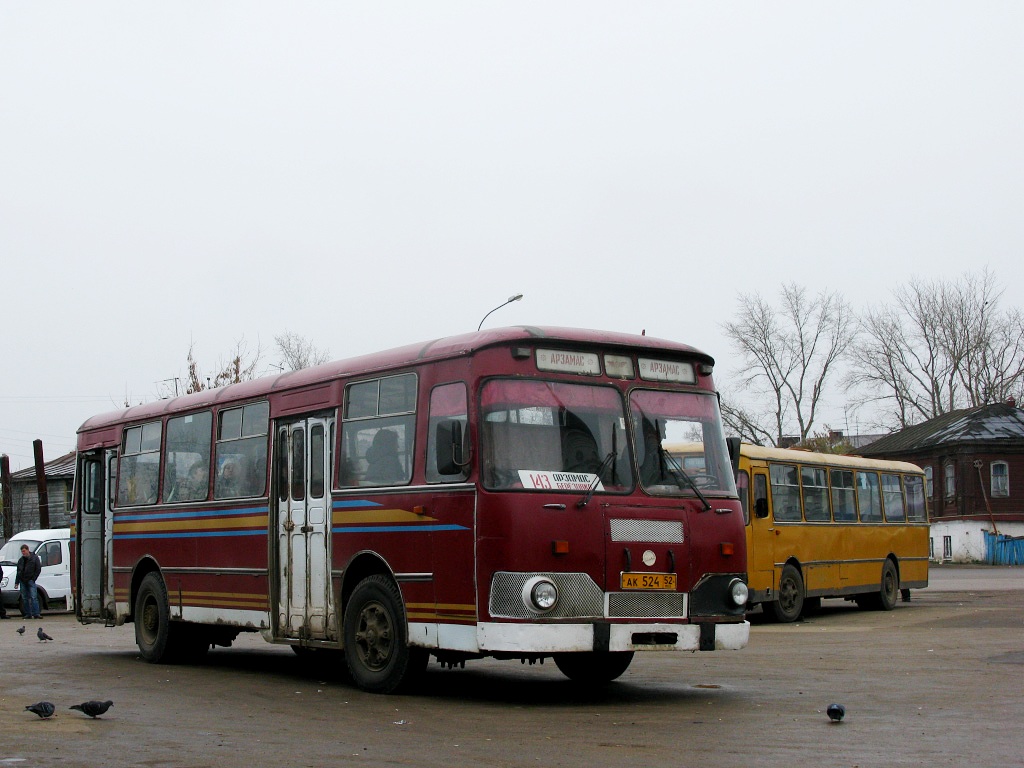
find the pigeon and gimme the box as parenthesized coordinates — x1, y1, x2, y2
(70, 700, 113, 719)
(25, 702, 56, 719)
(17, 625, 26, 635)
(826, 703, 846, 722)
(37, 627, 53, 642)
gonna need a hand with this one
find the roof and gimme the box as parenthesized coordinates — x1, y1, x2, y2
(740, 443, 924, 474)
(10, 451, 77, 481)
(857, 403, 1024, 457)
(77, 325, 714, 435)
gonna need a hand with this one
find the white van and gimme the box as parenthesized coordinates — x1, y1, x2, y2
(0, 528, 72, 613)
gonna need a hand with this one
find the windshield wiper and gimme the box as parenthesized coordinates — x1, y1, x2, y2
(576, 451, 617, 508)
(659, 446, 712, 511)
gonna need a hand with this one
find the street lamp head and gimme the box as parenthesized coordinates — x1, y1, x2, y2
(477, 293, 525, 332)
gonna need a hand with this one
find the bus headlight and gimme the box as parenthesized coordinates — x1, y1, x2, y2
(728, 578, 749, 607)
(523, 577, 559, 613)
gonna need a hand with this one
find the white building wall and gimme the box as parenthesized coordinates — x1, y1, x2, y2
(929, 520, 1024, 563)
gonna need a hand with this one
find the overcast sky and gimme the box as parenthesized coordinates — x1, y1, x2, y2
(1, 3, 1021, 471)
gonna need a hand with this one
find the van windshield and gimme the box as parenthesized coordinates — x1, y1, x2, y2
(0, 539, 40, 564)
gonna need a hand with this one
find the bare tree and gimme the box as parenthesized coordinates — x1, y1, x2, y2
(850, 269, 1024, 428)
(721, 284, 856, 446)
(183, 338, 263, 394)
(718, 391, 778, 446)
(274, 331, 330, 371)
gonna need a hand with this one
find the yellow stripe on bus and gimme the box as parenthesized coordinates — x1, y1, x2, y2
(114, 516, 267, 534)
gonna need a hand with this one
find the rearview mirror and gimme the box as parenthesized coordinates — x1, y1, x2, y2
(435, 420, 466, 476)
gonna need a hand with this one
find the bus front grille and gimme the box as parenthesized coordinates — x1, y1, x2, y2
(609, 519, 684, 543)
(607, 591, 686, 618)
(489, 572, 603, 619)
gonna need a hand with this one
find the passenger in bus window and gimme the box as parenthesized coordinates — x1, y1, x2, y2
(217, 459, 242, 497)
(137, 463, 158, 504)
(364, 429, 403, 485)
(182, 461, 208, 501)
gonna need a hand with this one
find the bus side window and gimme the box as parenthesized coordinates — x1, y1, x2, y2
(215, 402, 269, 499)
(340, 374, 416, 487)
(831, 469, 857, 521)
(769, 464, 801, 521)
(801, 466, 830, 521)
(857, 471, 883, 522)
(117, 421, 162, 506)
(753, 473, 769, 519)
(427, 382, 469, 483)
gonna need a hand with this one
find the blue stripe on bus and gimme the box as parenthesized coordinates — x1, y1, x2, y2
(332, 499, 383, 509)
(116, 506, 267, 522)
(331, 524, 468, 533)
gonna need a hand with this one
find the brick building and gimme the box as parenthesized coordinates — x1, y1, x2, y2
(857, 402, 1024, 563)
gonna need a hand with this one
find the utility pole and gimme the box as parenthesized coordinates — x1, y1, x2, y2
(0, 454, 12, 539)
(33, 439, 50, 530)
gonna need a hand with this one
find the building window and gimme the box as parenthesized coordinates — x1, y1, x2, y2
(923, 465, 933, 498)
(944, 463, 956, 498)
(991, 461, 1009, 497)
(929, 537, 935, 560)
(943, 535, 953, 560)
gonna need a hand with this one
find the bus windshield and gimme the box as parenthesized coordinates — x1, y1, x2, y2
(481, 379, 633, 492)
(630, 389, 737, 497)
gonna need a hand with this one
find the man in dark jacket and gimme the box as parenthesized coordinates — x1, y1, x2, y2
(15, 544, 42, 619)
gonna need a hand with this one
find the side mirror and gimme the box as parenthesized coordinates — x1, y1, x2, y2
(435, 420, 466, 476)
(754, 497, 770, 519)
(726, 437, 741, 480)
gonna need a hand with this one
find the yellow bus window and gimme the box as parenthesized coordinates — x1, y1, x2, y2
(801, 466, 830, 521)
(881, 473, 906, 521)
(769, 464, 801, 521)
(830, 469, 856, 521)
(857, 471, 882, 522)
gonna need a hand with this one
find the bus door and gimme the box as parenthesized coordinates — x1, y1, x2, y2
(275, 416, 334, 642)
(77, 449, 116, 621)
(748, 470, 776, 598)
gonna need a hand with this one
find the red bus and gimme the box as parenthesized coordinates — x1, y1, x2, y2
(73, 327, 749, 692)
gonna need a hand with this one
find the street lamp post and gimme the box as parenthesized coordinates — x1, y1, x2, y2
(477, 293, 524, 332)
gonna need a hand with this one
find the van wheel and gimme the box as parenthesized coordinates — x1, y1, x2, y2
(343, 575, 426, 693)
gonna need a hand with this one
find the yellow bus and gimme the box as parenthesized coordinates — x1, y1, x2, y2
(666, 443, 929, 622)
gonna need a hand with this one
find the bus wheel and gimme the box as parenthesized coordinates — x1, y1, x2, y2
(343, 575, 427, 694)
(858, 560, 899, 611)
(768, 565, 804, 623)
(553, 651, 634, 683)
(135, 572, 173, 663)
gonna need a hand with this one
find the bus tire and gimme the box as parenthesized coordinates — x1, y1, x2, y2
(859, 559, 899, 611)
(553, 651, 634, 683)
(135, 572, 174, 663)
(878, 559, 899, 610)
(343, 575, 427, 694)
(768, 564, 804, 623)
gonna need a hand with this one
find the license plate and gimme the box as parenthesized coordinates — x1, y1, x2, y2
(620, 572, 677, 590)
